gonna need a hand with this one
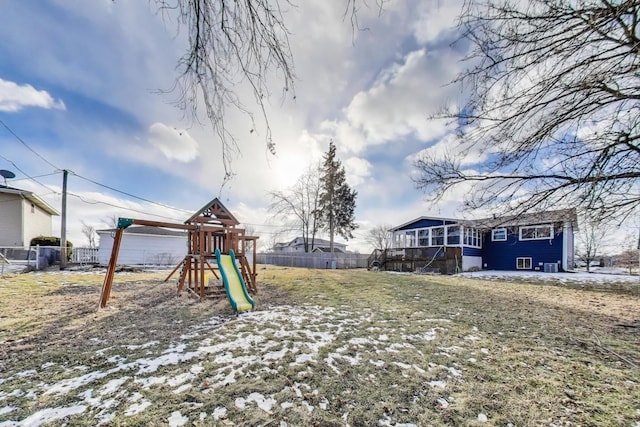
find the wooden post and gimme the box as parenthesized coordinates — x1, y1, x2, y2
(99, 228, 124, 308)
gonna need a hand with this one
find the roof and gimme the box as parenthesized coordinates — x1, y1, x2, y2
(389, 216, 458, 231)
(185, 197, 239, 226)
(277, 237, 347, 248)
(97, 226, 187, 237)
(312, 247, 345, 253)
(0, 185, 59, 216)
(390, 209, 578, 231)
(471, 209, 578, 229)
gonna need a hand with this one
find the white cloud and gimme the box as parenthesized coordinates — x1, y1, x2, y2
(407, 132, 488, 168)
(412, 1, 463, 44)
(345, 48, 461, 146)
(0, 78, 66, 112)
(147, 123, 199, 163)
(344, 157, 372, 187)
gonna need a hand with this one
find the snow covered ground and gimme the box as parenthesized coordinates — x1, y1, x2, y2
(0, 305, 482, 426)
(459, 269, 639, 284)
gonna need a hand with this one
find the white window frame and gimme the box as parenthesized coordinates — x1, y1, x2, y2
(492, 228, 507, 241)
(418, 229, 430, 247)
(446, 225, 461, 246)
(431, 227, 445, 246)
(405, 230, 416, 248)
(464, 228, 482, 248)
(516, 257, 532, 269)
(519, 224, 554, 241)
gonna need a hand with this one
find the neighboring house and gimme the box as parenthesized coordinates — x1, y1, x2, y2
(0, 185, 59, 247)
(389, 209, 577, 273)
(97, 226, 187, 266)
(273, 237, 347, 253)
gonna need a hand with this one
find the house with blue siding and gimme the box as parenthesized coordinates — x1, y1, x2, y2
(384, 209, 577, 273)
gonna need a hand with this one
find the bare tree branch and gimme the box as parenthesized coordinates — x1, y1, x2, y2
(417, 0, 640, 221)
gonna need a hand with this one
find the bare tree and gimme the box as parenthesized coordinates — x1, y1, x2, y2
(81, 221, 97, 249)
(576, 217, 611, 272)
(157, 1, 374, 177)
(101, 214, 120, 229)
(241, 224, 257, 253)
(160, 0, 295, 178)
(415, 0, 640, 222)
(365, 224, 392, 252)
(268, 165, 322, 252)
(616, 229, 640, 274)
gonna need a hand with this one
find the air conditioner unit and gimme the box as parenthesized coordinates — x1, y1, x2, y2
(544, 263, 558, 273)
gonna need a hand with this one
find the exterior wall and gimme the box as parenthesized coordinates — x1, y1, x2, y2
(462, 246, 482, 257)
(462, 255, 483, 271)
(0, 193, 23, 246)
(98, 231, 187, 265)
(276, 237, 346, 253)
(481, 225, 564, 271)
(21, 198, 54, 245)
(565, 223, 575, 270)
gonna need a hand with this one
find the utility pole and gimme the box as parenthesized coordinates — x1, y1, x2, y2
(60, 169, 68, 270)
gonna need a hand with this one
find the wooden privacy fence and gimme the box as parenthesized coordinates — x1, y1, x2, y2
(257, 252, 369, 269)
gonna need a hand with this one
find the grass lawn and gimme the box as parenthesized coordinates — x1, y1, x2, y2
(0, 267, 638, 426)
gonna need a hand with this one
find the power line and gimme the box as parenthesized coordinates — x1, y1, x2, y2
(70, 172, 193, 215)
(67, 192, 186, 222)
(0, 118, 61, 170)
(0, 119, 190, 216)
(0, 153, 60, 195)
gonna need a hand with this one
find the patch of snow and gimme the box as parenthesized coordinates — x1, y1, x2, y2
(44, 371, 108, 396)
(0, 406, 16, 415)
(16, 370, 37, 378)
(173, 384, 192, 394)
(97, 412, 115, 425)
(281, 401, 294, 409)
(106, 355, 125, 364)
(464, 335, 481, 341)
(437, 397, 449, 408)
(448, 367, 462, 377)
(478, 413, 488, 422)
(370, 359, 385, 367)
(167, 372, 194, 387)
(422, 330, 437, 341)
(41, 362, 56, 369)
(480, 348, 490, 355)
(393, 362, 412, 370)
(302, 400, 314, 413)
(124, 400, 152, 416)
(459, 270, 639, 284)
(212, 406, 227, 420)
(429, 380, 447, 388)
(168, 411, 188, 427)
(20, 405, 86, 426)
(126, 341, 159, 350)
(134, 376, 166, 389)
(99, 376, 130, 396)
(291, 353, 314, 365)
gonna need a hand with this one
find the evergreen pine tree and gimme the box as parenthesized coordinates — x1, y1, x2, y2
(318, 140, 358, 252)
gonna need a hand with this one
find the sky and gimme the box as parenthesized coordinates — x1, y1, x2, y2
(0, 1, 635, 254)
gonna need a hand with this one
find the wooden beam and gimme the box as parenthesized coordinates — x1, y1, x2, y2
(99, 228, 124, 308)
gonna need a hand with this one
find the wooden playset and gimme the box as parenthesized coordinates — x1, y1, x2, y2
(99, 198, 258, 308)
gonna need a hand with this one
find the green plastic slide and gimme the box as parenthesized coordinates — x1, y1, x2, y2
(215, 249, 255, 313)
